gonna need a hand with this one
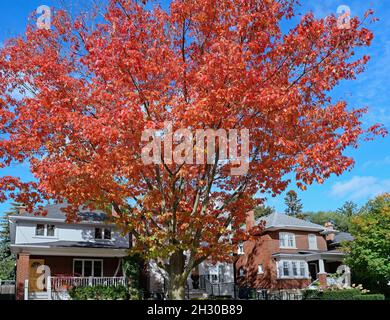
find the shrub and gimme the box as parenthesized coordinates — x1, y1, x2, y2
(211, 295, 233, 300)
(68, 285, 129, 300)
(354, 294, 385, 300)
(321, 288, 361, 300)
(303, 288, 385, 300)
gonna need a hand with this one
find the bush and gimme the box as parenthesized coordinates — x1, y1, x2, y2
(354, 294, 385, 300)
(68, 285, 129, 300)
(303, 288, 385, 300)
(321, 289, 361, 300)
(211, 295, 233, 300)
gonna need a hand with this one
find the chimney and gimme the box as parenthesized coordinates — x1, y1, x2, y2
(246, 210, 255, 232)
(324, 220, 335, 241)
(17, 205, 27, 215)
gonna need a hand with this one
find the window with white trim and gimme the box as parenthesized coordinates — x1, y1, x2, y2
(308, 234, 318, 250)
(73, 259, 103, 277)
(237, 243, 244, 255)
(35, 224, 56, 237)
(277, 260, 308, 279)
(95, 228, 112, 240)
(279, 232, 296, 248)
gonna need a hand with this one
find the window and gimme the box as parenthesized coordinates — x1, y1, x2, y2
(35, 224, 45, 236)
(47, 225, 55, 237)
(237, 243, 244, 255)
(257, 264, 264, 274)
(104, 228, 112, 240)
(35, 224, 56, 237)
(300, 262, 306, 276)
(279, 232, 296, 248)
(95, 228, 112, 240)
(95, 228, 102, 239)
(277, 260, 308, 279)
(239, 267, 246, 277)
(308, 234, 318, 250)
(292, 261, 298, 276)
(73, 259, 103, 277)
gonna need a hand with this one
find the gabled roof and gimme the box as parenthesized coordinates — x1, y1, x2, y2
(10, 203, 110, 224)
(333, 232, 354, 243)
(257, 212, 325, 232)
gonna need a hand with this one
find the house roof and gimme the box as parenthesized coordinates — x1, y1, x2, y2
(10, 203, 110, 224)
(333, 232, 354, 243)
(257, 213, 325, 232)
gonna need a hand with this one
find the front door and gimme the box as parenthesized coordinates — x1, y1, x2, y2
(29, 259, 45, 292)
(308, 262, 318, 282)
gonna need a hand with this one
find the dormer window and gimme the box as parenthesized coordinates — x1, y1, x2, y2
(279, 232, 296, 248)
(95, 228, 112, 240)
(35, 224, 45, 236)
(35, 224, 56, 237)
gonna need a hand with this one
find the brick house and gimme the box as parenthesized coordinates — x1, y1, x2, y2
(9, 204, 235, 300)
(9, 204, 130, 300)
(235, 211, 347, 291)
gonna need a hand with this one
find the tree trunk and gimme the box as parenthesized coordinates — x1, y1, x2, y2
(167, 250, 187, 300)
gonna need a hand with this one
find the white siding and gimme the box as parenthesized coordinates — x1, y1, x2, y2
(13, 220, 129, 248)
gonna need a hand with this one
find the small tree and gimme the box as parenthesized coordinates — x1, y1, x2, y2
(254, 205, 275, 220)
(0, 204, 18, 280)
(284, 190, 303, 217)
(305, 210, 351, 232)
(344, 194, 390, 297)
(337, 201, 358, 217)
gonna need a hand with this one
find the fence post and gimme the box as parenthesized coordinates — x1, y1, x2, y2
(47, 276, 52, 300)
(89, 277, 93, 286)
(24, 279, 29, 300)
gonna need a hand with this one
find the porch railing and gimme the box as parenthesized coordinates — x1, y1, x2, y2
(50, 276, 127, 291)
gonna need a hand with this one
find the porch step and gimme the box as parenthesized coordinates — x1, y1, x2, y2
(29, 292, 49, 300)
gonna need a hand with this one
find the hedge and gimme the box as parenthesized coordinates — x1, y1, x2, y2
(303, 289, 385, 300)
(68, 285, 130, 300)
(353, 294, 385, 300)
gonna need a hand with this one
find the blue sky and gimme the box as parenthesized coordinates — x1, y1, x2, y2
(0, 0, 389, 216)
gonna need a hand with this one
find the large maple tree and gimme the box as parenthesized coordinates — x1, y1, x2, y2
(0, 0, 386, 299)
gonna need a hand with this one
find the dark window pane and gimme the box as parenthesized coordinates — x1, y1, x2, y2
(95, 228, 102, 239)
(93, 261, 102, 277)
(47, 225, 55, 237)
(36, 224, 45, 236)
(84, 261, 92, 277)
(74, 260, 83, 276)
(104, 229, 111, 240)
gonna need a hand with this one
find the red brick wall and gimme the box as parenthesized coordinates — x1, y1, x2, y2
(235, 230, 326, 290)
(16, 253, 30, 300)
(32, 256, 123, 277)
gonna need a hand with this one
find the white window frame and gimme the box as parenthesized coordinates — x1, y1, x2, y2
(237, 243, 244, 255)
(279, 232, 296, 249)
(308, 234, 318, 250)
(94, 227, 112, 240)
(277, 260, 309, 279)
(35, 224, 57, 238)
(73, 259, 104, 277)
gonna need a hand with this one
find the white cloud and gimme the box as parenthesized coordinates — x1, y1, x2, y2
(330, 176, 390, 201)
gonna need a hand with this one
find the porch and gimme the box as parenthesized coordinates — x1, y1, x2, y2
(24, 276, 127, 300)
(15, 253, 128, 300)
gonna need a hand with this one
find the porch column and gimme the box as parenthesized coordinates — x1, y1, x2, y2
(317, 259, 327, 288)
(16, 253, 30, 300)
